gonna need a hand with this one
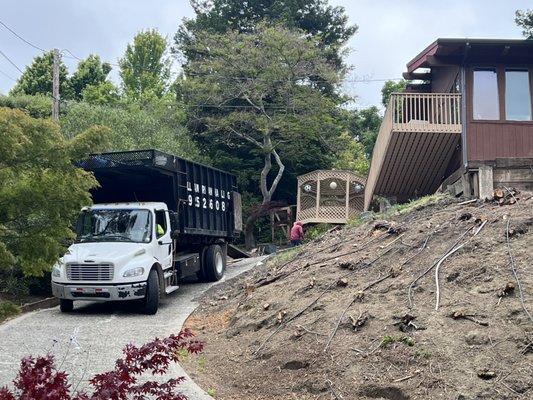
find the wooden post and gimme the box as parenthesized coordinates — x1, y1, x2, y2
(478, 166, 494, 200)
(315, 171, 321, 219)
(345, 175, 350, 221)
(52, 49, 60, 122)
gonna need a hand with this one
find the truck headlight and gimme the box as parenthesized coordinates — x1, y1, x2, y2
(123, 267, 144, 277)
(52, 265, 62, 278)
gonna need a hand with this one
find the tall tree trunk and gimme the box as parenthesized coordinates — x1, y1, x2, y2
(240, 133, 286, 250)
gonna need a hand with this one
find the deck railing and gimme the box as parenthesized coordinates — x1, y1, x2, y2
(363, 92, 462, 209)
(390, 92, 462, 133)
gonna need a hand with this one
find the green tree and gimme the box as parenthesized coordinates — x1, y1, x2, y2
(82, 81, 121, 106)
(60, 98, 205, 162)
(381, 79, 408, 107)
(344, 106, 382, 158)
(70, 55, 112, 100)
(0, 94, 52, 119)
(119, 30, 171, 100)
(0, 107, 109, 276)
(516, 9, 533, 38)
(10, 51, 73, 99)
(332, 131, 369, 174)
(180, 24, 345, 248)
(175, 0, 357, 73)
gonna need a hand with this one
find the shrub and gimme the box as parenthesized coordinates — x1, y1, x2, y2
(0, 301, 20, 324)
(0, 330, 203, 399)
(304, 224, 333, 242)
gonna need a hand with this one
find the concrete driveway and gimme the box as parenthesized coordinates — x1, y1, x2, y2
(0, 257, 265, 398)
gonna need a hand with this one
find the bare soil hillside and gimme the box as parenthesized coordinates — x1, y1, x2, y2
(182, 194, 533, 400)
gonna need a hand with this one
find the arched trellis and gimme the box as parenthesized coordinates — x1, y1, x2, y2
(296, 170, 366, 225)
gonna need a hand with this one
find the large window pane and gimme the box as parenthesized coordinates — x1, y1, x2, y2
(473, 69, 500, 120)
(505, 70, 532, 121)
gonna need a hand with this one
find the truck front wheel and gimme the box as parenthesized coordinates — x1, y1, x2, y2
(59, 299, 74, 313)
(141, 269, 159, 315)
(203, 244, 226, 282)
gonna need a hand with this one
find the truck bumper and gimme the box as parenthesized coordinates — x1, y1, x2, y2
(52, 281, 147, 301)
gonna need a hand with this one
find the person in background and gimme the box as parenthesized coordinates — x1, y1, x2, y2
(290, 221, 304, 246)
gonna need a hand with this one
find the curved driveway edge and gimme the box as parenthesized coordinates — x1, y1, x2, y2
(0, 256, 267, 399)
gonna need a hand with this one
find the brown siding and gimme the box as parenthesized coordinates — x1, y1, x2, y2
(431, 66, 459, 93)
(465, 66, 533, 162)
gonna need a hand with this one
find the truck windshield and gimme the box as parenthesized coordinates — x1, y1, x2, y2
(76, 209, 152, 243)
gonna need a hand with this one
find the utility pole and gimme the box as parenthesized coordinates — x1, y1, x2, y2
(52, 48, 60, 122)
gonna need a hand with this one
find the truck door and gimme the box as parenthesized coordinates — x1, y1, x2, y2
(154, 209, 173, 270)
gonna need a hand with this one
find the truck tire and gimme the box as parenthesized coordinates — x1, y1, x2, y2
(59, 299, 74, 313)
(141, 269, 159, 315)
(203, 244, 226, 282)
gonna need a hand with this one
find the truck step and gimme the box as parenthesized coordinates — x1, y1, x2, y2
(165, 285, 179, 295)
(163, 271, 174, 279)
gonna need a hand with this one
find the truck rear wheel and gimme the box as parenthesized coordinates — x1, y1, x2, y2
(203, 244, 226, 282)
(141, 269, 159, 315)
(59, 299, 74, 313)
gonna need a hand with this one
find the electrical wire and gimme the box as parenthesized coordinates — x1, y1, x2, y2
(0, 18, 404, 86)
(0, 48, 24, 73)
(0, 67, 16, 81)
(0, 19, 45, 52)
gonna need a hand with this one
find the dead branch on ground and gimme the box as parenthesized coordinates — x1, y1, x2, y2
(408, 224, 474, 309)
(323, 266, 399, 352)
(505, 219, 533, 324)
(253, 246, 402, 356)
(435, 220, 487, 310)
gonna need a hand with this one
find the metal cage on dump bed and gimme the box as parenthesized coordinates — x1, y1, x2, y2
(79, 149, 242, 239)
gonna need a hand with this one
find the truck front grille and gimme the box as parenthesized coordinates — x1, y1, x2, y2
(66, 263, 114, 281)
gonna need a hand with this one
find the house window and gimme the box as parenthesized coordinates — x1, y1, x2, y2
(473, 69, 500, 120)
(505, 70, 532, 121)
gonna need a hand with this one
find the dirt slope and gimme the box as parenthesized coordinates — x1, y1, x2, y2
(182, 195, 533, 400)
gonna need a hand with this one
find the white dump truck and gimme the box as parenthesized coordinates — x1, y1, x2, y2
(52, 150, 242, 314)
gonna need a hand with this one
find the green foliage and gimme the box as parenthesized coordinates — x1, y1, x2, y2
(0, 301, 20, 323)
(0, 107, 109, 276)
(60, 99, 206, 161)
(413, 348, 432, 359)
(10, 51, 73, 100)
(332, 131, 369, 175)
(269, 246, 299, 266)
(70, 55, 112, 100)
(343, 106, 382, 158)
(180, 24, 344, 193)
(175, 0, 357, 71)
(120, 30, 171, 101)
(82, 81, 121, 106)
(381, 80, 408, 107)
(516, 9, 533, 38)
(380, 335, 415, 348)
(0, 94, 52, 119)
(304, 223, 332, 242)
(383, 193, 448, 217)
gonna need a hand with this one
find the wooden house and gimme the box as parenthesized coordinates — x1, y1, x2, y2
(364, 39, 533, 210)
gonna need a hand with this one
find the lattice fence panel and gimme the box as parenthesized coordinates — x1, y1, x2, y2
(297, 170, 367, 224)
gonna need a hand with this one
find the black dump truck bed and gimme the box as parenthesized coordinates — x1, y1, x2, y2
(79, 150, 242, 239)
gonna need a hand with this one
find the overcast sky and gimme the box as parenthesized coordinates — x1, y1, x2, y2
(0, 0, 530, 108)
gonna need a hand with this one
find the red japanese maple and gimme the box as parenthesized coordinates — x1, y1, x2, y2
(0, 329, 203, 400)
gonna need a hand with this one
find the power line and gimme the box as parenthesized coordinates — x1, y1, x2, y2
(0, 68, 16, 81)
(0, 48, 24, 73)
(0, 19, 45, 52)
